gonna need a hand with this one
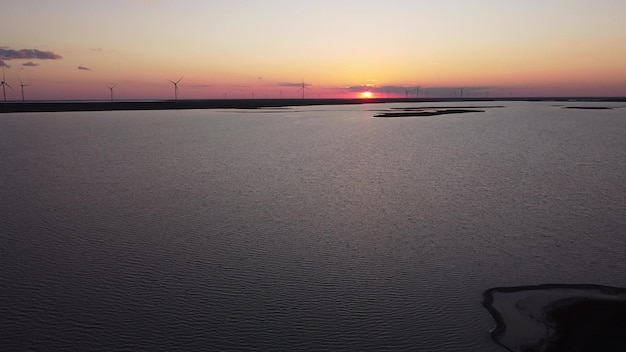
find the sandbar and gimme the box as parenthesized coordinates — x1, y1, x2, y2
(483, 284, 626, 352)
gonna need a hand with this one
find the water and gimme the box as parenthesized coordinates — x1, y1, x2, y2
(1, 101, 625, 351)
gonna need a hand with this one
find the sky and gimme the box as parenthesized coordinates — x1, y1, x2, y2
(2, 0, 626, 100)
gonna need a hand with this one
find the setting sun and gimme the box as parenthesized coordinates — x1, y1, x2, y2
(362, 91, 373, 98)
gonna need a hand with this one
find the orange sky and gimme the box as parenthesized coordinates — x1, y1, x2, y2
(2, 0, 626, 100)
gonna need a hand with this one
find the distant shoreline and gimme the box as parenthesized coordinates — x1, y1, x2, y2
(1, 97, 625, 113)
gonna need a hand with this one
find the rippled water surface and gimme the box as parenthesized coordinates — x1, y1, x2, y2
(2, 102, 625, 351)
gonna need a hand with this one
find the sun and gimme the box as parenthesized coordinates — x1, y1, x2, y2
(362, 91, 373, 98)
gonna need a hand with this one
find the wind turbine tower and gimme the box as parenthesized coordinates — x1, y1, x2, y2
(415, 85, 421, 99)
(458, 87, 466, 99)
(297, 79, 309, 99)
(168, 77, 183, 101)
(19, 79, 30, 102)
(1, 69, 13, 106)
(106, 84, 117, 102)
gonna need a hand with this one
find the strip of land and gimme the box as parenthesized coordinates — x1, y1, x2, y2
(374, 109, 484, 118)
(1, 97, 625, 113)
(564, 106, 616, 109)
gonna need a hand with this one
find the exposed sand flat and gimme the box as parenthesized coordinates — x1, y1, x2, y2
(564, 106, 615, 109)
(374, 109, 484, 118)
(483, 284, 626, 352)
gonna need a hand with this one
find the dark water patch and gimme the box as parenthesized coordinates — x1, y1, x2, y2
(483, 284, 626, 352)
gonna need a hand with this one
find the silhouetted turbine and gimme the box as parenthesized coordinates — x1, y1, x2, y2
(297, 79, 309, 99)
(458, 87, 466, 99)
(19, 79, 30, 102)
(1, 69, 13, 106)
(106, 84, 117, 102)
(168, 77, 183, 101)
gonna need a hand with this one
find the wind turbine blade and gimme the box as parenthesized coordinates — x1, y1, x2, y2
(176, 77, 183, 84)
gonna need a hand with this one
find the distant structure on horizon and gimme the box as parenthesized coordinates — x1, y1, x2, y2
(297, 79, 309, 99)
(1, 69, 13, 106)
(19, 79, 30, 102)
(168, 77, 183, 101)
(106, 84, 117, 102)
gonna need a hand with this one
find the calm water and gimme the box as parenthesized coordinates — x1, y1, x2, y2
(1, 102, 625, 351)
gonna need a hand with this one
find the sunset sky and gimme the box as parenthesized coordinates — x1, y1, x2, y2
(3, 0, 626, 100)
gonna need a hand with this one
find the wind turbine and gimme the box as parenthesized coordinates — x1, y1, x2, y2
(106, 84, 117, 102)
(19, 79, 30, 102)
(297, 79, 309, 99)
(1, 69, 13, 106)
(168, 77, 182, 101)
(458, 87, 466, 99)
(415, 85, 422, 99)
